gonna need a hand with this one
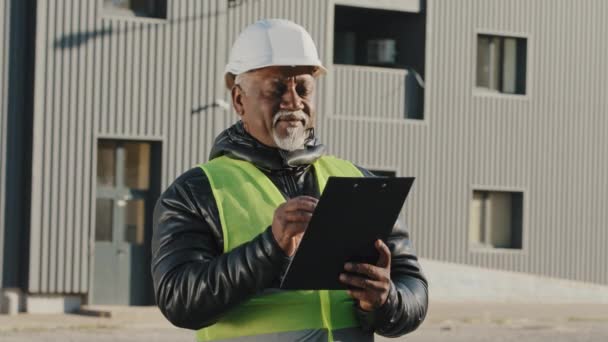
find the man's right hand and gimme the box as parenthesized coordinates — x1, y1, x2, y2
(271, 196, 318, 256)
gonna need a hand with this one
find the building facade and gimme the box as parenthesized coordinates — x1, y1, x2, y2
(1, 0, 607, 311)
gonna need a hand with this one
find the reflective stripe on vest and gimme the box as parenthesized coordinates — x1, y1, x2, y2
(197, 155, 364, 342)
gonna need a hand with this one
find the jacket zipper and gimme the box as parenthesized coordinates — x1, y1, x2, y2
(283, 173, 299, 199)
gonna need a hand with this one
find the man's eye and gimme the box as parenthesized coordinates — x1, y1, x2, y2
(296, 85, 310, 96)
(272, 85, 286, 97)
(263, 89, 280, 98)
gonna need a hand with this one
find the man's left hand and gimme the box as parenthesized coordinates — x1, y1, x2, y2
(339, 239, 392, 312)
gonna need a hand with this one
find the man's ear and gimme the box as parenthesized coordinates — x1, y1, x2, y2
(231, 85, 245, 118)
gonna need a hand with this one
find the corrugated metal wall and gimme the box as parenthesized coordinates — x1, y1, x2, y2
(25, 0, 608, 294)
(28, 0, 229, 293)
(0, 0, 9, 288)
(424, 0, 607, 285)
(330, 0, 606, 286)
(332, 0, 608, 284)
(333, 65, 409, 119)
(325, 0, 608, 285)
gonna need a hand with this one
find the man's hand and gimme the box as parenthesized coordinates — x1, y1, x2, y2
(339, 239, 392, 311)
(271, 196, 318, 256)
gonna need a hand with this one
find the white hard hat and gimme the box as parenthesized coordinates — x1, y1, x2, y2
(225, 19, 327, 78)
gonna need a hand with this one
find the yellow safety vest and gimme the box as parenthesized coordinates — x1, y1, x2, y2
(197, 155, 364, 341)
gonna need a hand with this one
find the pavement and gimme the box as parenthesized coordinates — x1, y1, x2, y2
(1, 302, 607, 341)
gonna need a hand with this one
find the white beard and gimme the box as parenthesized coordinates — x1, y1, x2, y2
(272, 110, 309, 151)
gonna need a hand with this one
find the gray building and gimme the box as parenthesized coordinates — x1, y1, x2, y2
(1, 0, 607, 312)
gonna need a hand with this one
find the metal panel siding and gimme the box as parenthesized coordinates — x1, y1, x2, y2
(28, 0, 228, 293)
(25, 0, 608, 295)
(333, 65, 408, 119)
(0, 0, 8, 287)
(408, 0, 608, 284)
(323, 0, 608, 285)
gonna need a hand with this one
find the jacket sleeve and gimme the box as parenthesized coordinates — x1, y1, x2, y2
(151, 168, 289, 330)
(354, 167, 429, 337)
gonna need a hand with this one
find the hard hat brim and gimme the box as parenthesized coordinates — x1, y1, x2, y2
(225, 60, 327, 78)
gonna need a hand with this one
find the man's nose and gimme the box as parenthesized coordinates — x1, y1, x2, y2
(280, 84, 304, 111)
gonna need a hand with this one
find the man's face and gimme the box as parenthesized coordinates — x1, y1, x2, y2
(231, 66, 317, 151)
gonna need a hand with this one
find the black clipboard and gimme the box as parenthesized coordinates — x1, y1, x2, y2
(280, 176, 415, 290)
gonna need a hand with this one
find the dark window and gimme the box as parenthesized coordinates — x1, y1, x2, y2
(370, 169, 397, 177)
(469, 190, 523, 249)
(334, 5, 426, 120)
(97, 141, 116, 187)
(103, 0, 168, 19)
(476, 34, 527, 95)
(334, 5, 425, 72)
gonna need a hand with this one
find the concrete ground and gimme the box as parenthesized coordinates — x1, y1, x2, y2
(0, 302, 607, 341)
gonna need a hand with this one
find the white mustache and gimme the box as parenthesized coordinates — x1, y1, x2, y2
(273, 110, 308, 126)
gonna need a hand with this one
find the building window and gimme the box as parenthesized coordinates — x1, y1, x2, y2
(334, 5, 426, 120)
(334, 5, 425, 71)
(103, 0, 168, 19)
(476, 34, 527, 95)
(370, 169, 396, 177)
(469, 190, 523, 249)
(96, 140, 157, 246)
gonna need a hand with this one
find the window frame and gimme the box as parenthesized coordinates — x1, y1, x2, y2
(369, 169, 398, 177)
(473, 30, 531, 100)
(95, 139, 154, 246)
(99, 0, 169, 22)
(467, 185, 528, 255)
(363, 166, 400, 177)
(332, 4, 424, 70)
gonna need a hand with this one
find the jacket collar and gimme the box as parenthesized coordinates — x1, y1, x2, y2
(209, 121, 325, 171)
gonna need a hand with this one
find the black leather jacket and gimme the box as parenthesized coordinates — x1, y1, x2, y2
(151, 122, 428, 337)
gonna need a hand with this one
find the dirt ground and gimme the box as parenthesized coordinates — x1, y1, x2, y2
(1, 302, 607, 341)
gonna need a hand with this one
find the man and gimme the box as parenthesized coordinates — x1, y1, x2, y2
(152, 19, 428, 341)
